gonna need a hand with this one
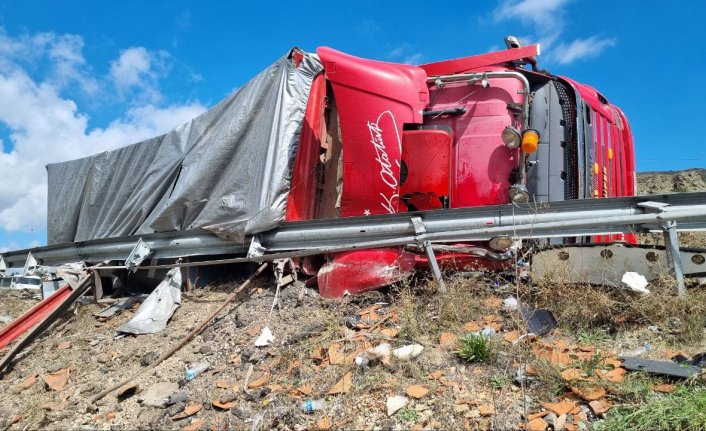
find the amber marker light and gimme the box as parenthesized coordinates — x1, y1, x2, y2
(521, 129, 539, 154)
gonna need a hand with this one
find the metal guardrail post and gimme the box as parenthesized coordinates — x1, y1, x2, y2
(661, 220, 686, 296)
(412, 217, 446, 293)
(125, 238, 152, 272)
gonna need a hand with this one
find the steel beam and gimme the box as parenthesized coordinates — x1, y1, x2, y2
(1, 229, 247, 268)
(2, 192, 706, 270)
(0, 284, 71, 350)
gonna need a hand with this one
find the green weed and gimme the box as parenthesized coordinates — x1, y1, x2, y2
(398, 407, 419, 423)
(456, 332, 491, 363)
(491, 374, 511, 391)
(577, 329, 611, 346)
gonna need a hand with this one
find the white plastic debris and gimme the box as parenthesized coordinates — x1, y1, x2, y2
(622, 344, 651, 357)
(392, 344, 424, 360)
(254, 326, 274, 347)
(622, 272, 650, 294)
(368, 343, 391, 361)
(386, 396, 409, 416)
(481, 327, 496, 337)
(503, 296, 519, 310)
(354, 356, 370, 367)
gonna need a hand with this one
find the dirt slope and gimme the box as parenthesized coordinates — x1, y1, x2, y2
(637, 168, 706, 195)
(637, 169, 706, 248)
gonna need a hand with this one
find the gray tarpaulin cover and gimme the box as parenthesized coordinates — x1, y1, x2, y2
(46, 49, 322, 245)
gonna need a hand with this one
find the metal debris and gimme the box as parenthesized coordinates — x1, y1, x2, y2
(116, 268, 182, 335)
(621, 357, 700, 378)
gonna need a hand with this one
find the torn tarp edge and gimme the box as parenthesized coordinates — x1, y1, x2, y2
(116, 268, 182, 335)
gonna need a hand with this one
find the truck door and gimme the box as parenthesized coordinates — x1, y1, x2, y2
(317, 47, 429, 217)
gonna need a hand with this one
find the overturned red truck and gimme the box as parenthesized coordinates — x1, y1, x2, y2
(286, 40, 636, 296)
(43, 38, 636, 297)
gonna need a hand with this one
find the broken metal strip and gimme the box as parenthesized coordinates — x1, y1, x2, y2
(22, 252, 37, 275)
(0, 270, 96, 374)
(620, 356, 700, 379)
(125, 238, 153, 272)
(0, 284, 72, 350)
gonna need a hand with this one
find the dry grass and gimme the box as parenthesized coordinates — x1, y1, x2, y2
(521, 270, 706, 344)
(294, 265, 706, 427)
(599, 385, 706, 431)
(396, 286, 433, 342)
(532, 357, 568, 399)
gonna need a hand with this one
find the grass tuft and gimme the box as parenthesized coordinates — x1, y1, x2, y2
(577, 328, 612, 346)
(397, 407, 420, 423)
(456, 332, 491, 363)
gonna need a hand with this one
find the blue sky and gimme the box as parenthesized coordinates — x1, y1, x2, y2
(0, 0, 703, 251)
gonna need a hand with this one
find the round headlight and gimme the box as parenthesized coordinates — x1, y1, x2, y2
(509, 184, 530, 204)
(489, 235, 514, 251)
(501, 126, 522, 149)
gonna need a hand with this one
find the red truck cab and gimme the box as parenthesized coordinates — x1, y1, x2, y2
(285, 39, 636, 297)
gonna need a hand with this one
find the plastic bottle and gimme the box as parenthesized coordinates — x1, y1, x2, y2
(185, 362, 210, 380)
(299, 399, 326, 413)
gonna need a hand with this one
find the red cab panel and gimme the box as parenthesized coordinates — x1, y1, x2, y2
(317, 47, 429, 217)
(317, 248, 417, 298)
(420, 44, 540, 76)
(400, 130, 451, 206)
(423, 78, 522, 207)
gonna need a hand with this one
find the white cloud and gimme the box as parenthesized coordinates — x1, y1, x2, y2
(0, 29, 206, 241)
(387, 44, 424, 65)
(494, 0, 569, 45)
(110, 46, 169, 103)
(493, 0, 614, 65)
(47, 34, 100, 94)
(552, 36, 616, 65)
(0, 29, 98, 95)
